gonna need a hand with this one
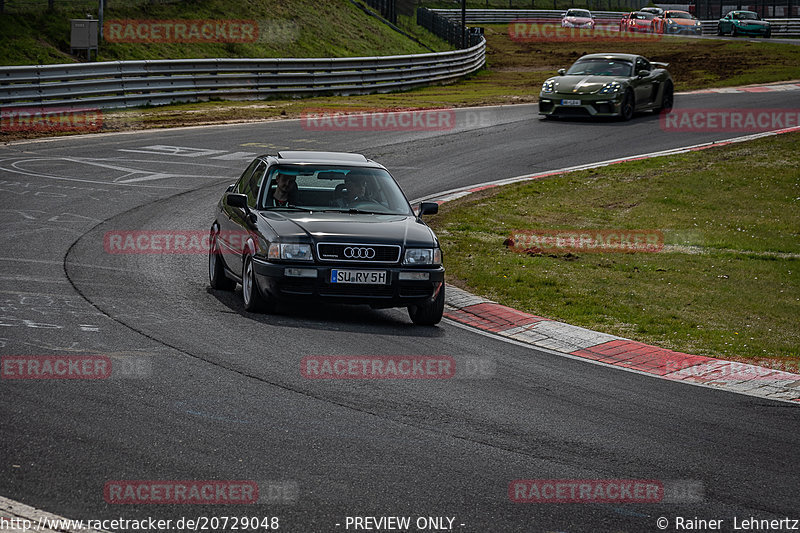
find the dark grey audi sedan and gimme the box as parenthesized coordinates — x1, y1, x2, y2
(209, 151, 445, 325)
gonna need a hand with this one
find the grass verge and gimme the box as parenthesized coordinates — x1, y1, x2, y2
(426, 132, 800, 366)
(0, 0, 447, 65)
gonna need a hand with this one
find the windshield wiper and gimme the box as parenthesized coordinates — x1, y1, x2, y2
(264, 206, 315, 212)
(319, 208, 390, 215)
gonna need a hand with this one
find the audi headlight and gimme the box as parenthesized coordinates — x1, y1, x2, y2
(268, 243, 313, 261)
(599, 81, 621, 94)
(403, 248, 442, 266)
(542, 79, 556, 93)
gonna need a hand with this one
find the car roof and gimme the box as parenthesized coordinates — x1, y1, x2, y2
(730, 10, 757, 13)
(258, 151, 386, 169)
(577, 53, 641, 62)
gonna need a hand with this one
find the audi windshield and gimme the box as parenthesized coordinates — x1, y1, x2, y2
(259, 165, 414, 216)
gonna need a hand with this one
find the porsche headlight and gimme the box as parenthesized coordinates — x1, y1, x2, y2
(403, 248, 442, 266)
(599, 81, 621, 94)
(542, 79, 556, 93)
(268, 243, 313, 261)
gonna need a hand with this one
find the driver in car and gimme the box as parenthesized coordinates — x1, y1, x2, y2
(335, 173, 369, 207)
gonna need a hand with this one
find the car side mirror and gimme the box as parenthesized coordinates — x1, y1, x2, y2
(558, 68, 566, 76)
(637, 70, 650, 78)
(418, 202, 439, 216)
(226, 193, 248, 209)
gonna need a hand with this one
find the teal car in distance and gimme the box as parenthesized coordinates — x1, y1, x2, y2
(718, 11, 771, 37)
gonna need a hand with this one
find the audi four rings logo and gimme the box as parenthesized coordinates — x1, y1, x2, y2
(343, 247, 376, 259)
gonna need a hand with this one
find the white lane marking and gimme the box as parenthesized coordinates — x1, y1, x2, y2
(59, 157, 221, 183)
(118, 145, 228, 157)
(0, 157, 227, 186)
(211, 151, 258, 160)
(0, 495, 110, 533)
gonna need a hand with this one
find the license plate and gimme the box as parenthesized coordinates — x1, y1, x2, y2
(561, 99, 582, 106)
(330, 269, 387, 284)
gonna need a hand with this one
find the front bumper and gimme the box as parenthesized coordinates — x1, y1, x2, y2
(252, 257, 445, 308)
(665, 25, 702, 35)
(732, 24, 769, 35)
(539, 92, 624, 117)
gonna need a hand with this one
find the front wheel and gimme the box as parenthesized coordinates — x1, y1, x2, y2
(209, 230, 235, 291)
(408, 284, 445, 326)
(242, 255, 273, 313)
(717, 24, 724, 35)
(619, 90, 635, 121)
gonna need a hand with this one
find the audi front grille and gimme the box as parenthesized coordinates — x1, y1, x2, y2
(316, 243, 402, 263)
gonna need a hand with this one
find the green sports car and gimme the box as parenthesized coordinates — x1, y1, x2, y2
(717, 10, 771, 37)
(539, 53, 674, 121)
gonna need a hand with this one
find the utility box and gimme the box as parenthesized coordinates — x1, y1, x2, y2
(70, 19, 98, 59)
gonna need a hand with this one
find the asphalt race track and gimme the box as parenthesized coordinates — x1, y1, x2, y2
(1, 88, 799, 532)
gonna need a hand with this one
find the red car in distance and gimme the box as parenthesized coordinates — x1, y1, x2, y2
(619, 11, 656, 32)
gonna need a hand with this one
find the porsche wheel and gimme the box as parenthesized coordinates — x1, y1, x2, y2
(620, 90, 635, 121)
(731, 25, 738, 36)
(656, 81, 674, 114)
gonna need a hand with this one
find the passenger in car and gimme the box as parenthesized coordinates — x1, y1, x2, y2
(265, 173, 299, 207)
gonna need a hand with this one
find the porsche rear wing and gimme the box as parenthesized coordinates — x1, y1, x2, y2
(652, 61, 670, 68)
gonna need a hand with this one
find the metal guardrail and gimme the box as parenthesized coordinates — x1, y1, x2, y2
(417, 7, 486, 48)
(433, 9, 800, 36)
(0, 41, 486, 110)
